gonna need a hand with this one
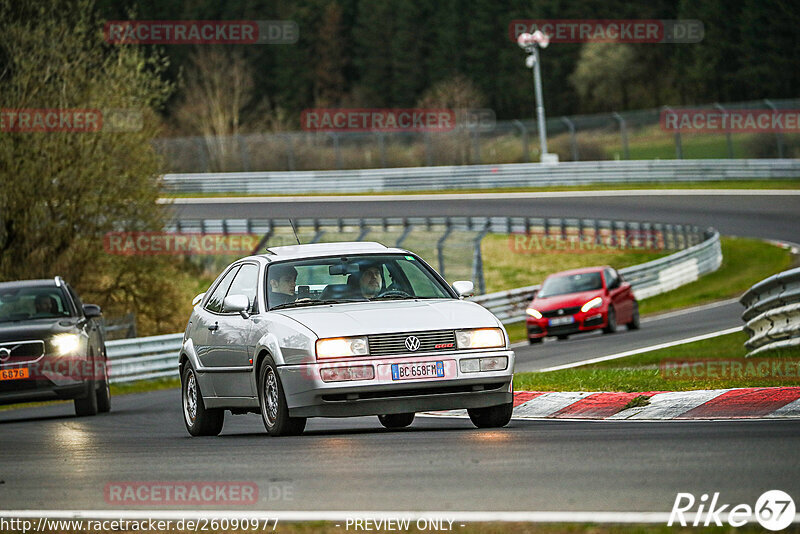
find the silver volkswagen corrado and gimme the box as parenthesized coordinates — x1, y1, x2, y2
(179, 242, 515, 436)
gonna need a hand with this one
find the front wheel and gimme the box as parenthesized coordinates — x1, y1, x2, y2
(378, 413, 415, 429)
(96, 356, 111, 413)
(74, 378, 98, 417)
(182, 365, 224, 436)
(258, 357, 306, 436)
(468, 402, 513, 428)
(603, 307, 617, 334)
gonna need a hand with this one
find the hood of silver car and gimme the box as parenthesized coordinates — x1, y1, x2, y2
(273, 299, 500, 338)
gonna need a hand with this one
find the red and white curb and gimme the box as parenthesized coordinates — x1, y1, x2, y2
(423, 387, 800, 420)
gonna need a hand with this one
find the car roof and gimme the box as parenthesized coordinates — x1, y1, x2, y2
(545, 266, 610, 278)
(258, 241, 407, 261)
(0, 277, 65, 290)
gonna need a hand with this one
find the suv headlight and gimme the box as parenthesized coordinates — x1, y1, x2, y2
(51, 333, 80, 355)
(316, 336, 369, 359)
(455, 328, 505, 349)
(580, 297, 603, 313)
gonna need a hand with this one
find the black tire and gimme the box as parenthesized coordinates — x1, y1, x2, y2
(627, 301, 641, 330)
(96, 356, 111, 413)
(74, 377, 98, 417)
(528, 337, 543, 345)
(556, 334, 569, 340)
(181, 364, 224, 437)
(468, 401, 513, 428)
(378, 413, 415, 429)
(603, 307, 617, 334)
(258, 356, 306, 436)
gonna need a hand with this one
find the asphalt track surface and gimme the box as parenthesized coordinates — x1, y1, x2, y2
(1, 392, 799, 512)
(168, 190, 800, 242)
(3, 190, 799, 515)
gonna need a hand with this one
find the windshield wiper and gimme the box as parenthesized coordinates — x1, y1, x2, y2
(270, 298, 366, 310)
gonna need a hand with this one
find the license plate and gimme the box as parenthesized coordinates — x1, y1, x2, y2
(391, 361, 445, 381)
(549, 316, 575, 326)
(0, 368, 29, 381)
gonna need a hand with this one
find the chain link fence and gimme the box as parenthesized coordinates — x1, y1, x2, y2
(154, 99, 800, 173)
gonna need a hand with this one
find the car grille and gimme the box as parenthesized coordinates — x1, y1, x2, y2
(0, 340, 45, 366)
(367, 330, 456, 356)
(541, 306, 581, 318)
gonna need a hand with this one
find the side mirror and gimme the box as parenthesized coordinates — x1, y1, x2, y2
(82, 304, 102, 319)
(192, 292, 206, 306)
(452, 281, 475, 298)
(223, 294, 250, 318)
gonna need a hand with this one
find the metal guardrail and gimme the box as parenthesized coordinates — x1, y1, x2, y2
(170, 216, 708, 296)
(162, 159, 800, 194)
(106, 333, 183, 384)
(473, 229, 722, 323)
(740, 267, 800, 356)
(106, 228, 721, 383)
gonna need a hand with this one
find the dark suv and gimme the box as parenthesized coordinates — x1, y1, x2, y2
(0, 277, 110, 416)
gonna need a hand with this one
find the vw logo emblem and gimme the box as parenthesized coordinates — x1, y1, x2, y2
(558, 309, 564, 315)
(0, 347, 10, 362)
(404, 336, 420, 352)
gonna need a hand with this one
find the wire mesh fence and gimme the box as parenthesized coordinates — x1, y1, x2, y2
(153, 98, 800, 173)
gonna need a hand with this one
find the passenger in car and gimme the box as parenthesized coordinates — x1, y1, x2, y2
(268, 264, 298, 307)
(34, 294, 58, 316)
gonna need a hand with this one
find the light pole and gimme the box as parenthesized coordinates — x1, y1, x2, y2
(517, 31, 557, 163)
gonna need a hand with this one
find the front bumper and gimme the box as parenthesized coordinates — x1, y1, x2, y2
(278, 349, 515, 418)
(527, 309, 607, 339)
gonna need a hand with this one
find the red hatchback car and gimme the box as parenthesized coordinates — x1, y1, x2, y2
(525, 266, 639, 344)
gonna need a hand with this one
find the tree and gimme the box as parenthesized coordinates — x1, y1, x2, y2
(0, 0, 197, 335)
(173, 49, 257, 171)
(569, 43, 647, 112)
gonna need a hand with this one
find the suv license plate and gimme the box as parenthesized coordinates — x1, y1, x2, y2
(391, 361, 445, 381)
(0, 368, 29, 380)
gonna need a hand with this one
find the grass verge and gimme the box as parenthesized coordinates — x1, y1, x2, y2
(513, 331, 800, 392)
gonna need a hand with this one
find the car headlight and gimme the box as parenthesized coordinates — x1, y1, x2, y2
(455, 328, 505, 350)
(51, 333, 80, 355)
(581, 297, 604, 313)
(526, 307, 543, 319)
(316, 336, 369, 359)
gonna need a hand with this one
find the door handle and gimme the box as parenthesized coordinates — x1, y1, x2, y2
(208, 322, 219, 332)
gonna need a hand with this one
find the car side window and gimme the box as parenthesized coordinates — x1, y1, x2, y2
(205, 266, 240, 313)
(224, 263, 260, 313)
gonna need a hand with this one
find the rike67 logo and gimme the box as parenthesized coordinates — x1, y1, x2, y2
(669, 490, 796, 530)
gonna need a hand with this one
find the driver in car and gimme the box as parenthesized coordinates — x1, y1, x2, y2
(357, 262, 383, 298)
(268, 264, 298, 307)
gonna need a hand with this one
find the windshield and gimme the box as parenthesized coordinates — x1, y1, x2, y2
(265, 254, 452, 310)
(0, 287, 71, 322)
(539, 272, 603, 298)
